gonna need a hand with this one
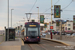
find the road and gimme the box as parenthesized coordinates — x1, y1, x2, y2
(21, 39, 75, 50)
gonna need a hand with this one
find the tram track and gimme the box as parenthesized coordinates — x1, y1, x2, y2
(21, 39, 75, 50)
(37, 44, 47, 50)
(28, 44, 35, 50)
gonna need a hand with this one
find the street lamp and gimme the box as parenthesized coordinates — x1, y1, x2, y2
(7, 0, 9, 41)
(37, 7, 39, 22)
(11, 9, 14, 27)
(23, 18, 25, 23)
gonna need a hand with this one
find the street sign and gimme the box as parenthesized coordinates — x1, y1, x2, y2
(44, 23, 47, 28)
(50, 26, 53, 29)
(56, 21, 60, 26)
(40, 15, 44, 23)
(54, 5, 61, 18)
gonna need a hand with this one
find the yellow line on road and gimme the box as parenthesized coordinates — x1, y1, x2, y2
(41, 38, 70, 46)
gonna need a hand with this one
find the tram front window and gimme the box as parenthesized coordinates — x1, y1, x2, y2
(27, 28, 38, 36)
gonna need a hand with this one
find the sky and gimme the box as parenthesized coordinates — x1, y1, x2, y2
(0, 0, 75, 30)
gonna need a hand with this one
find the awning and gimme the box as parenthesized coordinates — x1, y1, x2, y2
(64, 30, 73, 33)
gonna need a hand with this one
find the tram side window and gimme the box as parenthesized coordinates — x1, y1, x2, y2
(39, 27, 40, 36)
(24, 27, 26, 36)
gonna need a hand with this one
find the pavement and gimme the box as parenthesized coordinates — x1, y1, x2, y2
(0, 35, 4, 44)
(0, 38, 24, 50)
(0, 37, 75, 50)
(42, 37, 75, 46)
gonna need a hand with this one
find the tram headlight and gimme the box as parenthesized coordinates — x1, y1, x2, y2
(37, 37, 39, 38)
(27, 37, 28, 39)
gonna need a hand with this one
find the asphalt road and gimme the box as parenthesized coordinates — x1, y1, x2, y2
(21, 39, 75, 50)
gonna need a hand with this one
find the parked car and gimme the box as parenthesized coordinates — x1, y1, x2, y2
(41, 33, 46, 37)
(48, 32, 50, 35)
(71, 33, 75, 36)
(62, 33, 66, 35)
(66, 34, 71, 36)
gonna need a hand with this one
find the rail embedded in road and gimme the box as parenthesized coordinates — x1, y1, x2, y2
(21, 39, 75, 50)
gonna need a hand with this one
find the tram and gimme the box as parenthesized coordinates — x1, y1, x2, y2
(23, 20, 40, 42)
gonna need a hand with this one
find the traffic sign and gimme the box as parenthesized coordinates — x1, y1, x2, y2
(50, 26, 53, 29)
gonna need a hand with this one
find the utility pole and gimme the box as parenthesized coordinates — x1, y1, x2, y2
(11, 9, 14, 27)
(51, 0, 52, 25)
(37, 7, 39, 22)
(60, 20, 62, 40)
(50, 0, 53, 39)
(16, 23, 18, 35)
(7, 0, 9, 41)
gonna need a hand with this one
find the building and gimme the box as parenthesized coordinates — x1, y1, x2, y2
(0, 30, 5, 35)
(52, 22, 56, 31)
(40, 19, 73, 33)
(62, 20, 73, 31)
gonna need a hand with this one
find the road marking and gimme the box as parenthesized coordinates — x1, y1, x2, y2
(42, 38, 70, 46)
(21, 38, 24, 46)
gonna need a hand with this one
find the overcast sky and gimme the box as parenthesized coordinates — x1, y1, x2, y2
(0, 0, 75, 30)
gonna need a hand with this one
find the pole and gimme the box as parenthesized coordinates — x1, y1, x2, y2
(51, 0, 52, 25)
(60, 20, 62, 40)
(24, 18, 25, 23)
(38, 7, 39, 22)
(7, 0, 9, 41)
(11, 9, 12, 27)
(37, 7, 39, 22)
(30, 14, 31, 22)
(11, 9, 14, 27)
(17, 23, 18, 35)
(50, 0, 53, 39)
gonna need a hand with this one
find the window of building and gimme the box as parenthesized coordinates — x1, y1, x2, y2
(68, 24, 70, 26)
(68, 28, 70, 30)
(65, 27, 67, 30)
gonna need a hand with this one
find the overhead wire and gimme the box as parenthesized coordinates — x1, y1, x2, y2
(29, 0, 37, 13)
(54, 0, 59, 5)
(43, 0, 59, 13)
(26, 0, 37, 21)
(63, 10, 75, 12)
(43, 0, 74, 13)
(62, 0, 73, 10)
